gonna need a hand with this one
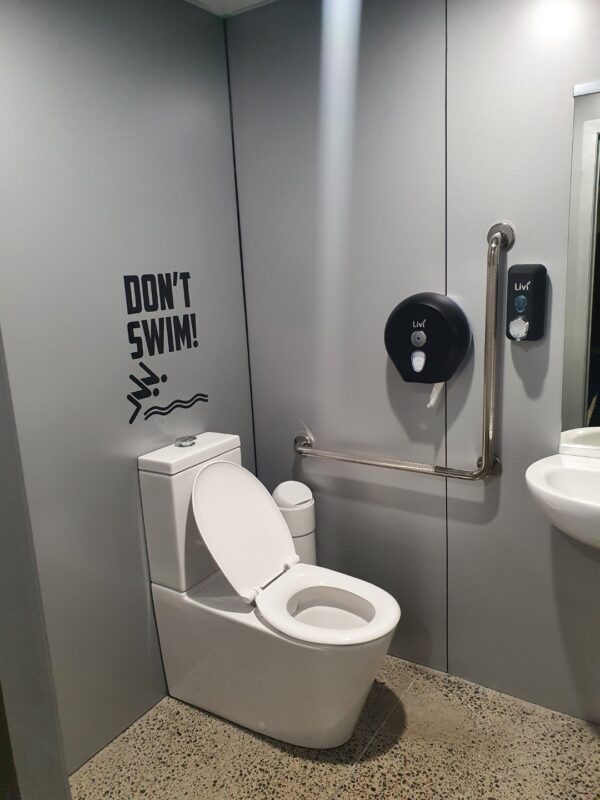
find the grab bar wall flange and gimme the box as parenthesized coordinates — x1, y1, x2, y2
(292, 221, 515, 481)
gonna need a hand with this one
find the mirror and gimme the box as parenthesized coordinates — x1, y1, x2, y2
(562, 88, 600, 432)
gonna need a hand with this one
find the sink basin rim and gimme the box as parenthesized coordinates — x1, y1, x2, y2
(559, 427, 600, 458)
(527, 454, 600, 508)
(525, 454, 600, 549)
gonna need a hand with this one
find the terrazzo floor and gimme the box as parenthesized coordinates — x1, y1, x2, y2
(70, 656, 599, 800)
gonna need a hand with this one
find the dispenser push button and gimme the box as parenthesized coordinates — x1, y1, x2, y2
(411, 350, 426, 373)
(508, 317, 529, 341)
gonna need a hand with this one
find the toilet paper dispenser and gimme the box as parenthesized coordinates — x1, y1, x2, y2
(384, 293, 471, 384)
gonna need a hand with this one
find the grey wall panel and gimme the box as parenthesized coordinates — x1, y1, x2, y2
(0, 328, 70, 800)
(447, 0, 600, 721)
(0, 0, 254, 769)
(227, 0, 448, 669)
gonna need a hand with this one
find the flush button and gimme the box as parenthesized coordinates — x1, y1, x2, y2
(411, 350, 426, 373)
(175, 435, 197, 448)
(411, 330, 427, 347)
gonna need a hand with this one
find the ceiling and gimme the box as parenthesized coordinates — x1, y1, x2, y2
(185, 0, 279, 17)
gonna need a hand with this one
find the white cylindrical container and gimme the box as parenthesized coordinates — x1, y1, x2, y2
(272, 481, 316, 565)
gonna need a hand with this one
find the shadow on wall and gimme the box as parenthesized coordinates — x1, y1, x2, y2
(384, 331, 475, 450)
(552, 528, 600, 726)
(511, 277, 552, 401)
(0, 686, 19, 800)
(385, 359, 444, 449)
(295, 466, 501, 526)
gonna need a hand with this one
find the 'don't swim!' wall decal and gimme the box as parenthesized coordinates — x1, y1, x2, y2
(123, 272, 208, 424)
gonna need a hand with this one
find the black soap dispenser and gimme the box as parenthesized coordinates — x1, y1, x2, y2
(506, 264, 547, 341)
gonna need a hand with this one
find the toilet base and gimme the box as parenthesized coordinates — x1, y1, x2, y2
(152, 572, 394, 748)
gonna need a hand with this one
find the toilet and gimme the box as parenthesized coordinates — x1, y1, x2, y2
(138, 432, 400, 748)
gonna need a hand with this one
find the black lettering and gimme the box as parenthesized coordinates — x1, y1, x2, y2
(141, 274, 158, 312)
(124, 275, 142, 314)
(179, 272, 191, 308)
(157, 273, 175, 311)
(173, 314, 192, 350)
(141, 317, 165, 356)
(127, 321, 144, 359)
(190, 313, 198, 347)
(165, 315, 174, 352)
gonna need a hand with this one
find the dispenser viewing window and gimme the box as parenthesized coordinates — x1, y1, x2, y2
(384, 292, 471, 383)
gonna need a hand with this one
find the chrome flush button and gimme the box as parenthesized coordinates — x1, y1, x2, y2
(175, 435, 197, 448)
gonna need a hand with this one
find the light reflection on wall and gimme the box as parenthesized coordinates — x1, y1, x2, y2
(530, 0, 581, 43)
(315, 0, 362, 432)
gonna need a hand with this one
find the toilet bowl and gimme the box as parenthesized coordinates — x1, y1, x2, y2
(139, 432, 401, 748)
(255, 563, 400, 646)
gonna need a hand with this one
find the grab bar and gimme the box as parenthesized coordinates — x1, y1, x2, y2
(293, 222, 515, 481)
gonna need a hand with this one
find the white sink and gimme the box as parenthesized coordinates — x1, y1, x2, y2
(526, 454, 600, 549)
(560, 427, 600, 458)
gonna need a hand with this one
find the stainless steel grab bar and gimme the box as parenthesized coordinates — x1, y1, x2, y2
(293, 222, 515, 481)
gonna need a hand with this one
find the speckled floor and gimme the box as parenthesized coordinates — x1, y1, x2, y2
(70, 656, 599, 800)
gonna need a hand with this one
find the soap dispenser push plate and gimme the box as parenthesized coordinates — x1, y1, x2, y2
(506, 264, 547, 341)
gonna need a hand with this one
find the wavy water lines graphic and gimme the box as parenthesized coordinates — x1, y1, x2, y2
(143, 392, 208, 420)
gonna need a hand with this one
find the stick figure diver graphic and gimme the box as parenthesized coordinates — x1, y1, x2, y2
(127, 362, 167, 424)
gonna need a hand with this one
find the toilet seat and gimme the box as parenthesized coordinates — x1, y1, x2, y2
(192, 461, 400, 646)
(255, 563, 401, 646)
(192, 460, 300, 603)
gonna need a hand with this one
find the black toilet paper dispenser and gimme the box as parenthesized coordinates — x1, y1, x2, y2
(384, 292, 471, 383)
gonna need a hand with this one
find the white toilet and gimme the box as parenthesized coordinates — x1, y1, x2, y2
(138, 432, 400, 748)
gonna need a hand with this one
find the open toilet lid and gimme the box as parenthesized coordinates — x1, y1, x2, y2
(192, 461, 298, 603)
